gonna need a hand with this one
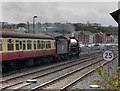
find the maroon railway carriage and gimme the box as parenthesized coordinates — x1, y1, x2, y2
(1, 32, 56, 72)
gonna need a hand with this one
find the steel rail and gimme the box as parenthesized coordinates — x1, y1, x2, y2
(2, 52, 101, 83)
(1, 53, 101, 90)
(60, 56, 118, 91)
(30, 57, 104, 91)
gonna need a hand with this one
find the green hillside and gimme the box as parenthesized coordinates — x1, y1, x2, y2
(74, 23, 118, 34)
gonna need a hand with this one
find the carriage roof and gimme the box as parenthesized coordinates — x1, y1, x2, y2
(0, 31, 54, 39)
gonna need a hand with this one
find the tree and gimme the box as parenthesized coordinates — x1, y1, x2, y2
(17, 23, 27, 28)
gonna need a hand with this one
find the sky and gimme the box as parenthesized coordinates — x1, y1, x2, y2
(1, 1, 119, 26)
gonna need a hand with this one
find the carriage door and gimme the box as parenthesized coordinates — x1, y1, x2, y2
(19, 40, 23, 57)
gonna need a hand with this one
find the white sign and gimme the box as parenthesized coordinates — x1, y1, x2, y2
(102, 49, 115, 62)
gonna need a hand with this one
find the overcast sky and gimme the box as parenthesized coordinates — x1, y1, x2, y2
(2, 2, 118, 26)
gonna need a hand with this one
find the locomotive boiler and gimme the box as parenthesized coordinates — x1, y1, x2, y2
(55, 36, 80, 60)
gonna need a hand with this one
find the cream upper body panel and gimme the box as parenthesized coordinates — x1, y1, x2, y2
(1, 37, 56, 53)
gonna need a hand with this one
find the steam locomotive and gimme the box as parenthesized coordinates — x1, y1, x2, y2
(0, 31, 81, 72)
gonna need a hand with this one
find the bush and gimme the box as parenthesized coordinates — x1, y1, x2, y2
(92, 64, 120, 90)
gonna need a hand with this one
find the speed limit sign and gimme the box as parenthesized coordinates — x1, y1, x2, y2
(102, 49, 115, 62)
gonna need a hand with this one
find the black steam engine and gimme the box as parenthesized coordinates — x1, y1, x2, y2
(55, 35, 80, 60)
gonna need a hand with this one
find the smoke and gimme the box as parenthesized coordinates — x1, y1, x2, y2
(64, 23, 75, 33)
(26, 22, 75, 34)
(53, 23, 75, 33)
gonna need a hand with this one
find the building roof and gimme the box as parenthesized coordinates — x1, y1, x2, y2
(64, 34, 71, 37)
(98, 32, 103, 37)
(106, 36, 112, 40)
(1, 31, 54, 39)
(39, 33, 47, 35)
(3, 28, 15, 32)
(75, 31, 92, 35)
(93, 32, 104, 38)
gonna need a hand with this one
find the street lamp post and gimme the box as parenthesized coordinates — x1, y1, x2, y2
(33, 16, 37, 34)
(27, 22, 29, 33)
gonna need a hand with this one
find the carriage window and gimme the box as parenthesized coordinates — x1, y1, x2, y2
(0, 39, 2, 51)
(46, 41, 48, 49)
(15, 40, 19, 50)
(46, 41, 51, 49)
(48, 41, 51, 48)
(43, 41, 45, 49)
(37, 40, 40, 49)
(41, 41, 44, 49)
(23, 40, 26, 50)
(34, 40, 36, 50)
(20, 41, 22, 49)
(8, 39, 14, 51)
(27, 40, 31, 50)
(54, 42, 56, 48)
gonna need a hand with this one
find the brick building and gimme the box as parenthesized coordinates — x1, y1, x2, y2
(106, 36, 113, 43)
(93, 32, 104, 43)
(3, 29, 15, 32)
(75, 31, 90, 44)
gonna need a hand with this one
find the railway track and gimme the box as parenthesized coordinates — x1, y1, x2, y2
(2, 51, 100, 77)
(61, 57, 118, 90)
(31, 55, 118, 91)
(1, 51, 102, 90)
